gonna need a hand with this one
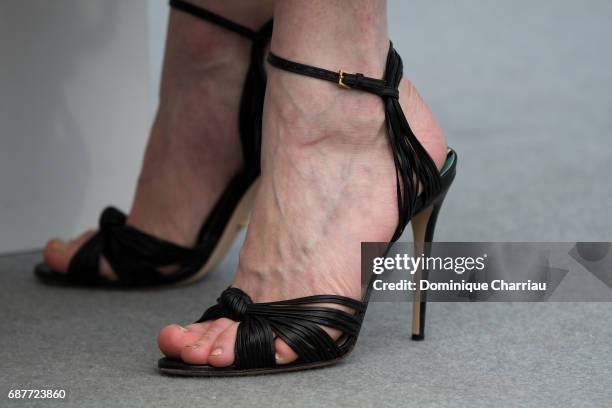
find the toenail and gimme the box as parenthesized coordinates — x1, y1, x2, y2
(275, 353, 286, 364)
(50, 240, 67, 252)
(185, 343, 201, 349)
(185, 324, 206, 333)
(210, 348, 223, 356)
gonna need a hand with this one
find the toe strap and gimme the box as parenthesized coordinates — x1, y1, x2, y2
(66, 231, 105, 285)
(66, 207, 204, 286)
(235, 316, 276, 368)
(196, 287, 365, 369)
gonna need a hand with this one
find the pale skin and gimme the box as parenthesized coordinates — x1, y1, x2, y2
(44, 0, 447, 366)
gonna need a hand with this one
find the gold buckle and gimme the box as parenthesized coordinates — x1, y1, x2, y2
(338, 70, 351, 89)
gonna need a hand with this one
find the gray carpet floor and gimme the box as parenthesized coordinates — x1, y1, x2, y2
(1, 252, 611, 407)
(2, 0, 612, 406)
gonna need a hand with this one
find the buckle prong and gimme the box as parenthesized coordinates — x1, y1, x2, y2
(338, 70, 351, 89)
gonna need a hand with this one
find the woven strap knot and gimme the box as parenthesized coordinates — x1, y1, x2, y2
(218, 287, 253, 321)
(98, 206, 127, 238)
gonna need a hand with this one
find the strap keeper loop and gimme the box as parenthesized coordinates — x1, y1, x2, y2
(338, 70, 351, 89)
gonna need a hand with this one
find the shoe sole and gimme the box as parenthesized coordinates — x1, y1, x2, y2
(157, 354, 347, 377)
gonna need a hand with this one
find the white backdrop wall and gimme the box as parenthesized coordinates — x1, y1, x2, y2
(0, 1, 160, 253)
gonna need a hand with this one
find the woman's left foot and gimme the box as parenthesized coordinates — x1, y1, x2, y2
(41, 5, 264, 281)
(158, 47, 448, 365)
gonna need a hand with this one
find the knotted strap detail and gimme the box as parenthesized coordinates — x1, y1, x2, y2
(218, 287, 252, 320)
(267, 43, 442, 240)
(67, 207, 202, 286)
(196, 287, 365, 369)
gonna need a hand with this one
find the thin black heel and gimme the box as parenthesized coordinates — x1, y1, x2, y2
(411, 192, 448, 340)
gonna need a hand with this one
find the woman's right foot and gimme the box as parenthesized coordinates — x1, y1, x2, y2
(43, 1, 273, 281)
(158, 40, 448, 367)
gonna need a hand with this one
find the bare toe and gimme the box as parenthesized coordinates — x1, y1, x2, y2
(157, 323, 209, 359)
(180, 318, 235, 365)
(273, 337, 299, 365)
(43, 231, 96, 273)
(207, 322, 239, 367)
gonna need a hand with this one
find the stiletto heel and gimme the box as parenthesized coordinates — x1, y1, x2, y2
(34, 0, 272, 288)
(411, 191, 449, 340)
(159, 41, 457, 376)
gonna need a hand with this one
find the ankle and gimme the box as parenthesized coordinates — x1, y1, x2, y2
(161, 12, 249, 91)
(264, 67, 388, 150)
(164, 0, 273, 73)
(272, 0, 389, 78)
(267, 0, 394, 149)
(264, 70, 448, 170)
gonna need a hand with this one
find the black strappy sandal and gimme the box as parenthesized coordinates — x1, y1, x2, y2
(34, 0, 273, 288)
(158, 42, 458, 376)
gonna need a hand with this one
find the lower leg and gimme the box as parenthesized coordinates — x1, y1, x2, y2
(128, 0, 275, 246)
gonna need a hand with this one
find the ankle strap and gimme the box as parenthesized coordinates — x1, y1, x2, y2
(169, 0, 264, 40)
(267, 43, 442, 241)
(267, 53, 399, 99)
